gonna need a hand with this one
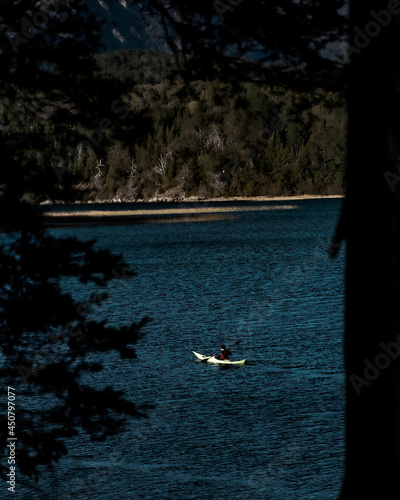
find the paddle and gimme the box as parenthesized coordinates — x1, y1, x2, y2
(200, 338, 242, 362)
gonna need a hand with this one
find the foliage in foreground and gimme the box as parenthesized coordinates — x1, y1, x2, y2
(0, 0, 150, 481)
(0, 225, 150, 479)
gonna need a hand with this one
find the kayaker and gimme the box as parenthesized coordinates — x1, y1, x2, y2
(219, 344, 232, 360)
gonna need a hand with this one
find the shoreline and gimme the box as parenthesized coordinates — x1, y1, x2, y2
(41, 194, 343, 226)
(40, 194, 344, 207)
(187, 194, 343, 202)
(43, 204, 298, 218)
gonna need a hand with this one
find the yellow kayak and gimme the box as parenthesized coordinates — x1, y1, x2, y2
(192, 351, 246, 365)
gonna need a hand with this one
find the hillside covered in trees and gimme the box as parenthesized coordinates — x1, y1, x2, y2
(10, 50, 347, 203)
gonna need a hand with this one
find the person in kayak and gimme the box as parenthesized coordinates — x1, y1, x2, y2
(219, 344, 232, 360)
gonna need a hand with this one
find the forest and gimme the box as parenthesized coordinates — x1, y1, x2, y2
(5, 49, 347, 203)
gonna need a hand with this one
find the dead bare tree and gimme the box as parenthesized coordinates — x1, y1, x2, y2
(205, 123, 225, 151)
(154, 151, 172, 178)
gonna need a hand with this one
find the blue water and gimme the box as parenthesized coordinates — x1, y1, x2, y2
(23, 198, 346, 499)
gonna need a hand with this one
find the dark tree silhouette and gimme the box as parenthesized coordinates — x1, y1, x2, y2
(0, 231, 150, 478)
(0, 0, 150, 480)
(338, 0, 400, 497)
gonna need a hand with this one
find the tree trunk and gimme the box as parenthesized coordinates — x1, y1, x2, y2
(340, 1, 400, 497)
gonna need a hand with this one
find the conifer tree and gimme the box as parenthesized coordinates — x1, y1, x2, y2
(0, 0, 149, 480)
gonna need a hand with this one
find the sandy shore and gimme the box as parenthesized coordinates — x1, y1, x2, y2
(42, 194, 343, 212)
(41, 195, 342, 226)
(196, 194, 343, 202)
(43, 204, 300, 217)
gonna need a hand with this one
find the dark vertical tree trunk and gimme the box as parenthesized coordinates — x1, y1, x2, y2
(340, 1, 400, 497)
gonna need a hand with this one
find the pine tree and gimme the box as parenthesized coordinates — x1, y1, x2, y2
(0, 0, 150, 480)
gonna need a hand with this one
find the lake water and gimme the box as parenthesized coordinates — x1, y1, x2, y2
(23, 198, 346, 499)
